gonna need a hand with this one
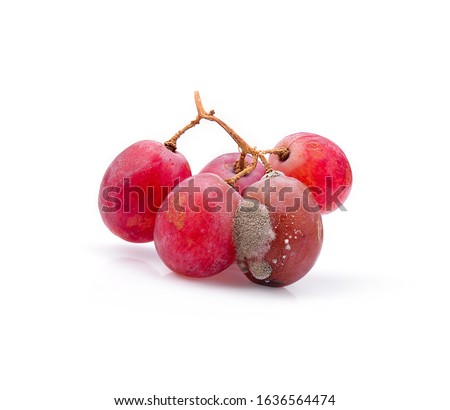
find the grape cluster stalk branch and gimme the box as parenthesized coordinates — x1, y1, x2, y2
(164, 91, 289, 187)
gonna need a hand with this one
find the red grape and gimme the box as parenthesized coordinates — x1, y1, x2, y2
(154, 173, 241, 278)
(199, 152, 266, 193)
(269, 133, 352, 214)
(98, 140, 191, 243)
(234, 172, 323, 287)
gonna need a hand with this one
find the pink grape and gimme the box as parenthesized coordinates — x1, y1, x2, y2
(199, 152, 266, 193)
(154, 173, 241, 278)
(98, 140, 191, 243)
(269, 132, 352, 214)
(234, 172, 323, 287)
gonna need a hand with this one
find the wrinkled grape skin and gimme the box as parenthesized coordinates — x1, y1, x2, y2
(154, 173, 241, 278)
(98, 140, 191, 243)
(237, 175, 323, 287)
(269, 133, 352, 214)
(199, 152, 266, 194)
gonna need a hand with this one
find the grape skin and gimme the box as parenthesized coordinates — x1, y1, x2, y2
(154, 173, 241, 278)
(98, 140, 191, 243)
(269, 132, 352, 214)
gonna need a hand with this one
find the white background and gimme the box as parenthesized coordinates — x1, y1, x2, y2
(1, 1, 449, 409)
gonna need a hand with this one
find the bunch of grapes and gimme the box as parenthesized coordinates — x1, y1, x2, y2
(98, 92, 352, 287)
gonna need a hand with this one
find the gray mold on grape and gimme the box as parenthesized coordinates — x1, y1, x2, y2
(233, 199, 275, 280)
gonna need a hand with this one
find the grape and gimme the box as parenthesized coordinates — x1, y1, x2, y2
(154, 173, 241, 277)
(98, 140, 191, 243)
(268, 132, 352, 214)
(199, 152, 266, 193)
(234, 172, 323, 287)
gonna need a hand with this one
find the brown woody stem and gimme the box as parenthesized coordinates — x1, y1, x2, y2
(233, 151, 247, 174)
(258, 153, 273, 173)
(194, 91, 269, 185)
(260, 147, 290, 161)
(164, 116, 201, 152)
(194, 91, 254, 155)
(165, 91, 284, 185)
(226, 153, 259, 187)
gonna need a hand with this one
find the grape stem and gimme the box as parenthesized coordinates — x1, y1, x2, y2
(164, 91, 288, 186)
(193, 92, 273, 185)
(164, 116, 201, 152)
(233, 151, 247, 174)
(260, 147, 290, 161)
